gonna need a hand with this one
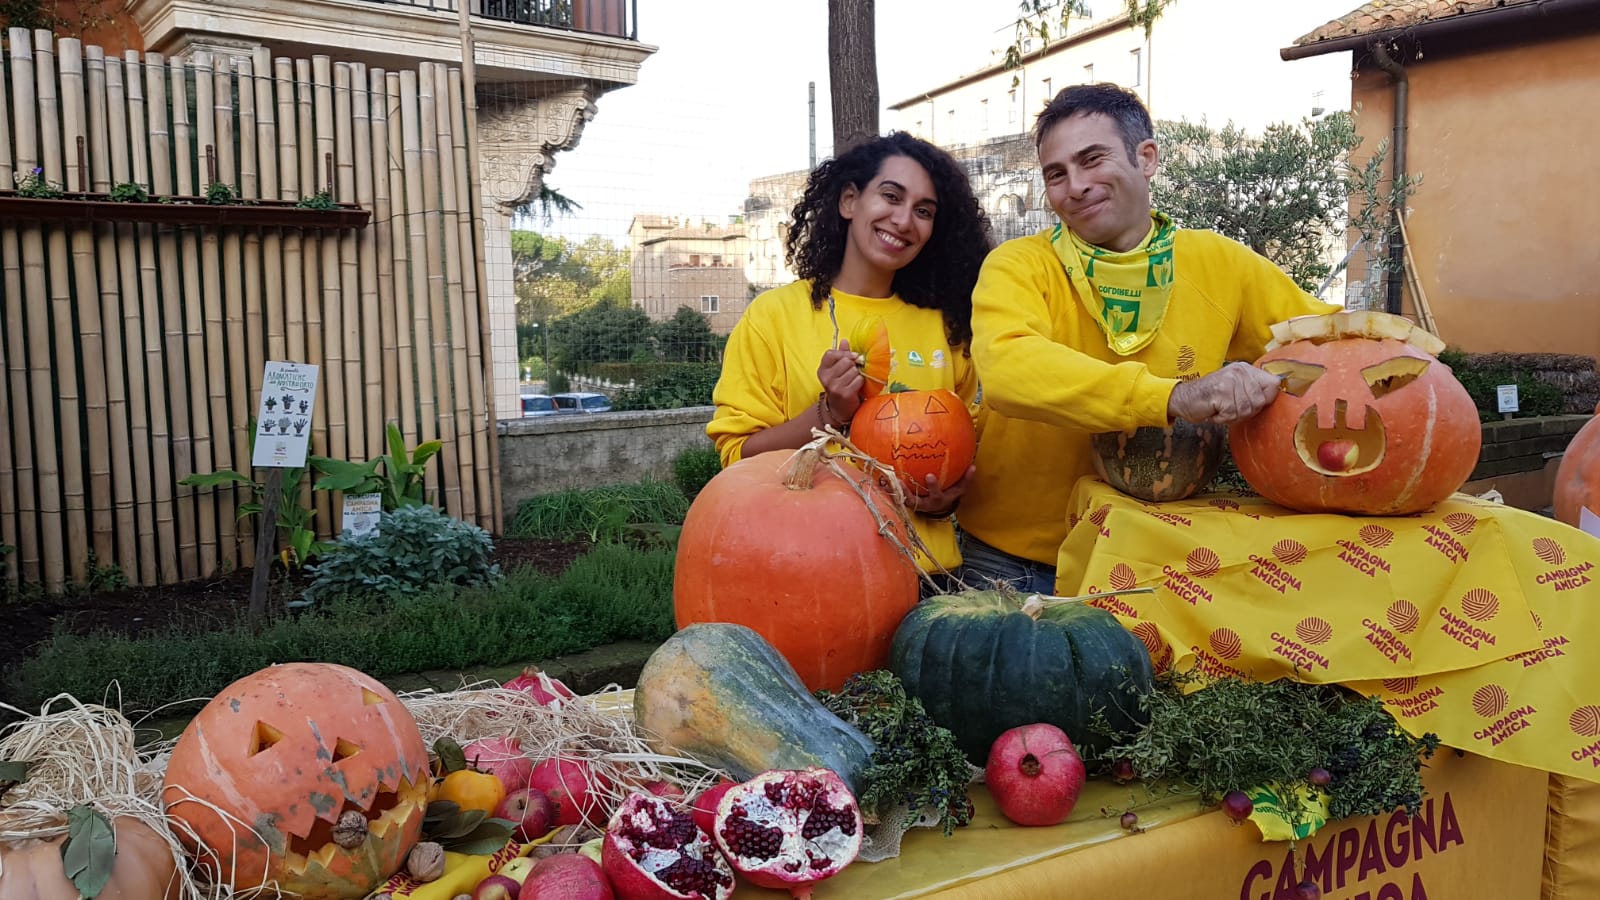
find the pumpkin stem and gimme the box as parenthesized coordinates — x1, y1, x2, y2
(1020, 588, 1156, 619)
(1019, 753, 1042, 777)
(780, 437, 827, 491)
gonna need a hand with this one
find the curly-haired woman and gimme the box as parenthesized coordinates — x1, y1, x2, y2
(707, 132, 994, 575)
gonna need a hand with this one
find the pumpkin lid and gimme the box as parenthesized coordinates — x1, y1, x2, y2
(1266, 311, 1444, 357)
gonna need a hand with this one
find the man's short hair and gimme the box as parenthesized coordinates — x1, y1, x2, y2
(1032, 83, 1154, 160)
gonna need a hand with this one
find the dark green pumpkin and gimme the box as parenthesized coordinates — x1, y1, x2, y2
(889, 591, 1153, 764)
(634, 622, 876, 793)
(1090, 419, 1227, 502)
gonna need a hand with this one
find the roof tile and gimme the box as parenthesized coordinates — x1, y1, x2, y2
(1293, 0, 1542, 46)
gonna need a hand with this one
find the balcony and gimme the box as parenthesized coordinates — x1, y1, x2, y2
(129, 0, 652, 87)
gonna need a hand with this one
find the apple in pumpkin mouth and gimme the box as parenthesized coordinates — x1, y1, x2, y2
(1293, 401, 1385, 476)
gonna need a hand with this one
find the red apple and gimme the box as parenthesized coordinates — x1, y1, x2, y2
(473, 874, 523, 900)
(497, 787, 557, 843)
(499, 857, 537, 887)
(1316, 439, 1360, 472)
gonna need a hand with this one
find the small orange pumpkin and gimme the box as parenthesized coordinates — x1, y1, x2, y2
(161, 663, 431, 900)
(673, 444, 920, 692)
(1230, 312, 1480, 515)
(0, 816, 180, 900)
(1554, 403, 1600, 529)
(850, 387, 977, 494)
(849, 316, 892, 399)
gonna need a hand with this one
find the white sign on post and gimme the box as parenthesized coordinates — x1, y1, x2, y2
(253, 361, 320, 468)
(1496, 384, 1520, 414)
(1582, 507, 1600, 540)
(342, 493, 382, 539)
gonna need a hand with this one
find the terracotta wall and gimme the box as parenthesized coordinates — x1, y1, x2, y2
(15, 2, 145, 54)
(1349, 30, 1600, 358)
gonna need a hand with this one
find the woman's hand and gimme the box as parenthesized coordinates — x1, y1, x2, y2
(905, 465, 976, 518)
(816, 339, 864, 427)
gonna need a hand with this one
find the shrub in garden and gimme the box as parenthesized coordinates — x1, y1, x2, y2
(304, 505, 499, 605)
(508, 481, 689, 543)
(609, 363, 721, 411)
(1439, 348, 1566, 421)
(672, 445, 723, 499)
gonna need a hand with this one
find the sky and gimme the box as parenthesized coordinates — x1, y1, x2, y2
(536, 0, 1359, 245)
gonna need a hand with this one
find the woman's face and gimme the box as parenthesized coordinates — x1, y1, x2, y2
(838, 154, 938, 277)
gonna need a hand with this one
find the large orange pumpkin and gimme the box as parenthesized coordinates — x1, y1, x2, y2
(0, 815, 180, 900)
(1230, 312, 1480, 515)
(1554, 403, 1600, 530)
(161, 663, 430, 900)
(850, 387, 977, 494)
(673, 444, 920, 692)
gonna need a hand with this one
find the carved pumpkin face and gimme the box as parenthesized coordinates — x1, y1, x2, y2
(161, 663, 430, 900)
(850, 388, 977, 495)
(1230, 314, 1480, 515)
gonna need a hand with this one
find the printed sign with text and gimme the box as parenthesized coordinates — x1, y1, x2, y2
(253, 361, 320, 469)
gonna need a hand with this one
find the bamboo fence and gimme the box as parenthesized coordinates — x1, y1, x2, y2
(0, 32, 499, 592)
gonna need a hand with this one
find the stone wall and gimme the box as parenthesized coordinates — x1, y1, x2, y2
(498, 406, 716, 511)
(1462, 414, 1593, 513)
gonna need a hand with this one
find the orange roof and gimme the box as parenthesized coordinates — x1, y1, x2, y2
(1292, 0, 1543, 46)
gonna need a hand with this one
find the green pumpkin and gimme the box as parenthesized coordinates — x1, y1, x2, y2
(889, 591, 1154, 764)
(634, 623, 876, 793)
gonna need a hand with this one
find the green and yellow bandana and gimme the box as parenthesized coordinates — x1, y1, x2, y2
(1050, 211, 1177, 356)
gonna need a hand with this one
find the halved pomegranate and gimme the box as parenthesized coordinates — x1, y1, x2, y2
(601, 791, 734, 900)
(713, 768, 862, 899)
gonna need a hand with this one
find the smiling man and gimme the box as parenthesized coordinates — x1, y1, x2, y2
(955, 83, 1339, 593)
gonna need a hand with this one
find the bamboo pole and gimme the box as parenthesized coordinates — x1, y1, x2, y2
(193, 52, 238, 571)
(276, 57, 304, 365)
(87, 46, 141, 582)
(432, 64, 475, 521)
(0, 69, 16, 586)
(299, 58, 329, 532)
(46, 35, 94, 583)
(457, 10, 502, 534)
(447, 68, 494, 530)
(416, 65, 454, 513)
(386, 71, 417, 450)
(399, 69, 438, 459)
(334, 62, 364, 464)
(238, 57, 266, 491)
(215, 58, 252, 566)
(1, 29, 39, 585)
(147, 52, 198, 581)
(369, 68, 399, 432)
(129, 49, 179, 583)
(313, 54, 346, 538)
(352, 64, 384, 455)
(254, 48, 285, 363)
(172, 55, 219, 576)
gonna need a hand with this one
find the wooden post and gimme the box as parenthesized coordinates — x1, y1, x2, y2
(248, 468, 282, 622)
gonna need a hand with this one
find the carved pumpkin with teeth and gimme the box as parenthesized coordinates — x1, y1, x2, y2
(1229, 311, 1480, 515)
(161, 663, 431, 900)
(851, 386, 977, 494)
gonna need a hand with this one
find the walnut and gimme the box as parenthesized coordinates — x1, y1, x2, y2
(331, 810, 368, 848)
(406, 842, 446, 882)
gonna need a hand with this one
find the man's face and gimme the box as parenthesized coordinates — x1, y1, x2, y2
(1038, 112, 1158, 253)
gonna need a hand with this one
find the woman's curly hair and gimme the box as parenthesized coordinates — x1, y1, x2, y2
(785, 132, 993, 348)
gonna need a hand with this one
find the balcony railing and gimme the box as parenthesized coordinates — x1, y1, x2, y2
(356, 0, 637, 40)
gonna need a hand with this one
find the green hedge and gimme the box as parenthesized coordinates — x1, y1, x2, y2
(609, 363, 722, 411)
(3, 544, 675, 716)
(1439, 349, 1565, 422)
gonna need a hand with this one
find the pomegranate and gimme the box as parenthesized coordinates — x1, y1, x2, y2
(465, 736, 535, 792)
(505, 666, 576, 708)
(985, 724, 1086, 827)
(519, 853, 614, 900)
(529, 757, 612, 828)
(690, 781, 736, 837)
(712, 768, 862, 899)
(602, 791, 735, 900)
(644, 780, 687, 803)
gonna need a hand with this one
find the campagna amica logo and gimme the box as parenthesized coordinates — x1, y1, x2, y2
(1382, 676, 1419, 695)
(1294, 616, 1333, 645)
(1472, 684, 1509, 718)
(1209, 628, 1243, 660)
(1443, 512, 1477, 536)
(1460, 588, 1500, 622)
(1533, 536, 1568, 566)
(1186, 547, 1220, 578)
(1108, 563, 1137, 591)
(1359, 525, 1395, 548)
(1273, 539, 1308, 566)
(1386, 599, 1420, 634)
(1570, 706, 1600, 738)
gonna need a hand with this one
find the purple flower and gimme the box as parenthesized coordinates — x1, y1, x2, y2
(31, 167, 41, 175)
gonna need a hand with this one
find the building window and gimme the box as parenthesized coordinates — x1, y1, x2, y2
(712, 254, 722, 266)
(1130, 48, 1142, 86)
(1007, 88, 1017, 124)
(688, 253, 700, 266)
(702, 295, 720, 314)
(1084, 63, 1095, 83)
(1041, 77, 1052, 100)
(980, 98, 989, 133)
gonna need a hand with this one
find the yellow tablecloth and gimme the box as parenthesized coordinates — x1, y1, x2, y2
(1056, 478, 1600, 784)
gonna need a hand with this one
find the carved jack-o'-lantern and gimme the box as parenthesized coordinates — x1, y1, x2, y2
(161, 663, 430, 900)
(850, 387, 977, 495)
(1229, 312, 1480, 516)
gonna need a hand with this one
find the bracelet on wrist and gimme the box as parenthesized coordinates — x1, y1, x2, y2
(818, 392, 850, 432)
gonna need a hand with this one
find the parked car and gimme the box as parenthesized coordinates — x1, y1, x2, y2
(521, 393, 559, 417)
(551, 391, 613, 414)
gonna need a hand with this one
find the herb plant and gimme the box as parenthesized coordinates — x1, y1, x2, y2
(304, 504, 500, 605)
(1103, 673, 1440, 827)
(816, 670, 976, 835)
